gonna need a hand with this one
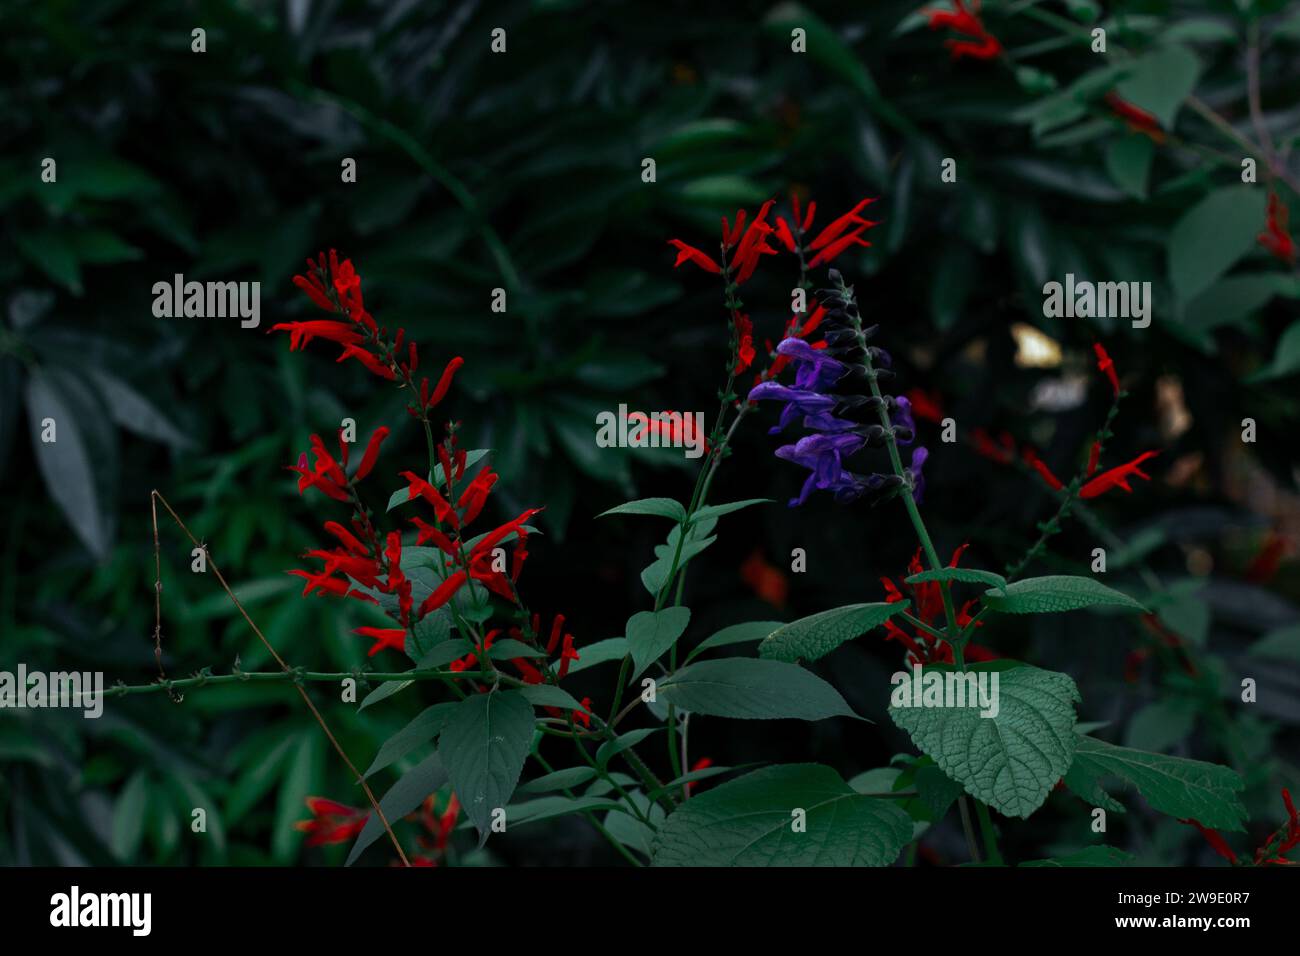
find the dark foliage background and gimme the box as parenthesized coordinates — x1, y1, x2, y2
(1, 0, 1298, 865)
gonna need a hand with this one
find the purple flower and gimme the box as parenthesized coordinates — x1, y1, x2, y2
(907, 446, 929, 503)
(891, 395, 916, 446)
(775, 433, 865, 506)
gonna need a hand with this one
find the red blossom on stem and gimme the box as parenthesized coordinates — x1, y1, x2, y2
(925, 0, 1002, 61)
(1079, 450, 1159, 499)
(1094, 343, 1120, 397)
(1105, 92, 1165, 143)
(1258, 192, 1296, 266)
(296, 797, 368, 847)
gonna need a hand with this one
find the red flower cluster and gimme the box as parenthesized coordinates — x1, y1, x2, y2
(925, 0, 1002, 61)
(1259, 192, 1296, 266)
(880, 544, 993, 665)
(773, 196, 880, 268)
(295, 797, 368, 847)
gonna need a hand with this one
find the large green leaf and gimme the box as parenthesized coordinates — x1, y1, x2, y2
(346, 753, 449, 866)
(657, 658, 858, 721)
(626, 607, 691, 679)
(363, 702, 459, 778)
(437, 691, 535, 845)
(889, 664, 1080, 818)
(758, 603, 909, 663)
(651, 764, 911, 866)
(1114, 44, 1201, 128)
(596, 497, 686, 521)
(685, 620, 785, 663)
(982, 576, 1147, 614)
(1063, 736, 1247, 831)
(1168, 186, 1268, 302)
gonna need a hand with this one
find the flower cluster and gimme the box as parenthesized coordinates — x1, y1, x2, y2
(1183, 788, 1299, 866)
(880, 545, 993, 666)
(747, 272, 927, 507)
(925, 0, 1002, 61)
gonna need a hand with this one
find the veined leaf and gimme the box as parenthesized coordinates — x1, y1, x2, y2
(346, 753, 448, 866)
(982, 575, 1147, 614)
(759, 603, 909, 663)
(657, 658, 859, 721)
(686, 620, 784, 663)
(906, 567, 1007, 590)
(689, 498, 771, 524)
(651, 764, 911, 866)
(437, 691, 535, 845)
(889, 664, 1080, 818)
(1063, 736, 1247, 831)
(363, 702, 458, 779)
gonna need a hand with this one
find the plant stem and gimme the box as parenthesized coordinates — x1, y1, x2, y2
(975, 801, 1004, 865)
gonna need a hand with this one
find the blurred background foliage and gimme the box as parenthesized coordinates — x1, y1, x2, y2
(1, 0, 1298, 866)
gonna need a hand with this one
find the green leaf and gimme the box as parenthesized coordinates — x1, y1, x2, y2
(596, 728, 660, 770)
(889, 664, 1080, 818)
(25, 368, 114, 556)
(640, 521, 716, 595)
(906, 567, 1008, 590)
(1124, 700, 1195, 752)
(657, 658, 859, 721)
(1249, 624, 1300, 663)
(982, 575, 1147, 614)
(565, 637, 628, 674)
(519, 766, 599, 794)
(437, 691, 535, 845)
(626, 607, 691, 680)
(597, 497, 687, 521)
(346, 753, 449, 865)
(758, 603, 909, 663)
(1104, 135, 1155, 200)
(1063, 736, 1247, 831)
(503, 796, 623, 827)
(686, 620, 785, 663)
(1021, 846, 1136, 867)
(689, 498, 771, 524)
(651, 764, 912, 866)
(86, 368, 191, 449)
(1114, 44, 1201, 129)
(111, 771, 150, 861)
(518, 684, 586, 712)
(1168, 186, 1268, 302)
(363, 702, 458, 779)
(1248, 320, 1300, 382)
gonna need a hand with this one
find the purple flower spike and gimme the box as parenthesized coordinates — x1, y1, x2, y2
(907, 446, 929, 503)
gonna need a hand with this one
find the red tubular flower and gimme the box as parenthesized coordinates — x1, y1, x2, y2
(1245, 531, 1289, 584)
(271, 320, 364, 351)
(667, 239, 721, 274)
(354, 426, 390, 481)
(1022, 447, 1065, 491)
(1079, 451, 1159, 499)
(337, 344, 397, 381)
(907, 388, 944, 424)
(354, 626, 407, 657)
(572, 697, 593, 729)
(972, 427, 1015, 465)
(733, 314, 756, 375)
(288, 568, 352, 597)
(740, 549, 788, 609)
(1086, 441, 1101, 477)
(417, 570, 468, 619)
(296, 797, 368, 847)
(1259, 192, 1296, 266)
(1181, 819, 1238, 865)
(926, 1, 1002, 61)
(1104, 92, 1165, 142)
(687, 757, 714, 794)
(292, 271, 338, 313)
(425, 357, 464, 412)
(410, 517, 457, 554)
(773, 216, 798, 253)
(458, 467, 499, 526)
(469, 508, 545, 561)
(322, 521, 369, 556)
(1094, 343, 1120, 397)
(557, 633, 580, 679)
(401, 471, 461, 528)
(880, 545, 973, 665)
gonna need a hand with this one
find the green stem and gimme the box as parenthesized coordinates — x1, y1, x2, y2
(975, 801, 1004, 865)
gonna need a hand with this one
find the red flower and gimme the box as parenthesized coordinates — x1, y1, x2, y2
(881, 544, 980, 666)
(353, 626, 407, 657)
(733, 313, 756, 375)
(1105, 92, 1165, 143)
(270, 320, 363, 352)
(557, 633, 580, 679)
(1181, 819, 1238, 865)
(687, 757, 714, 794)
(1079, 451, 1159, 499)
(971, 427, 1015, 465)
(1085, 441, 1101, 477)
(1094, 343, 1120, 397)
(730, 199, 779, 284)
(401, 471, 461, 528)
(419, 356, 464, 413)
(573, 696, 593, 729)
(926, 1, 1002, 61)
(1021, 447, 1064, 492)
(417, 570, 468, 619)
(907, 388, 945, 424)
(1259, 192, 1296, 266)
(354, 427, 390, 482)
(457, 466, 499, 526)
(296, 797, 368, 847)
(667, 239, 721, 274)
(740, 549, 788, 609)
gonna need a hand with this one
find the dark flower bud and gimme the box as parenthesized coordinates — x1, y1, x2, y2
(824, 329, 858, 347)
(892, 426, 915, 443)
(830, 345, 866, 362)
(867, 346, 891, 368)
(874, 368, 896, 382)
(860, 324, 879, 341)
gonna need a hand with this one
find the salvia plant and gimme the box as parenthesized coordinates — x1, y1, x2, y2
(114, 198, 1297, 868)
